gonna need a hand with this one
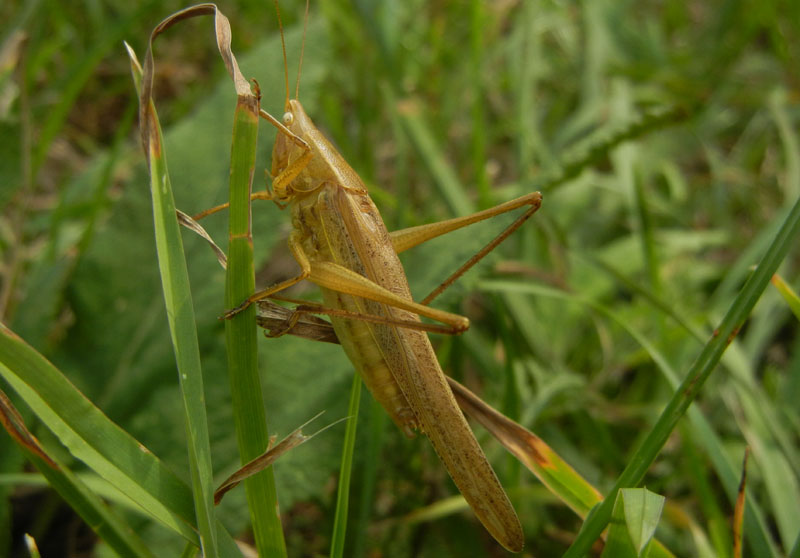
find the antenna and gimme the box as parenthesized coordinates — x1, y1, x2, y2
(295, 0, 309, 100)
(274, 0, 290, 106)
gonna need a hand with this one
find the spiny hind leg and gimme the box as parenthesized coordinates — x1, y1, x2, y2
(308, 260, 470, 332)
(284, 193, 543, 335)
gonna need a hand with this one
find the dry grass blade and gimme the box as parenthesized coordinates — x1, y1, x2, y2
(0, 30, 27, 76)
(213, 413, 345, 505)
(256, 301, 339, 344)
(448, 378, 677, 557)
(446, 377, 603, 516)
(0, 389, 58, 469)
(733, 448, 750, 558)
(177, 210, 228, 269)
(771, 273, 800, 321)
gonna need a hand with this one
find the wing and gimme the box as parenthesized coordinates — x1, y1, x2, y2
(311, 186, 524, 551)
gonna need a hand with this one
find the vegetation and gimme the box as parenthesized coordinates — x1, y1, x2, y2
(1, 0, 798, 556)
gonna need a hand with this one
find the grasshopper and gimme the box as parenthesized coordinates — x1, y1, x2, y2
(217, 3, 543, 551)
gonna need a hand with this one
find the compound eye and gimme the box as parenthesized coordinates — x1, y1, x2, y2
(283, 112, 293, 125)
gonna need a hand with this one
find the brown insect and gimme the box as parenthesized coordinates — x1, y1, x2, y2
(216, 2, 543, 550)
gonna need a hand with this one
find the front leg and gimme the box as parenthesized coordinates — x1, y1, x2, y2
(222, 231, 311, 319)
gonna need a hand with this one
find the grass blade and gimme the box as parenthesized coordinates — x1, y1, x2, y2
(0, 324, 197, 541)
(131, 8, 257, 555)
(224, 64, 287, 558)
(483, 280, 782, 556)
(0, 388, 154, 558)
(558, 192, 800, 557)
(449, 376, 676, 558)
(330, 374, 361, 558)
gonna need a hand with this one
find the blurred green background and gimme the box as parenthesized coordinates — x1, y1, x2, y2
(1, 0, 799, 556)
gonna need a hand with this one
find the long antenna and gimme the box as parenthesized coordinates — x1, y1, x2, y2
(295, 0, 309, 100)
(274, 0, 290, 106)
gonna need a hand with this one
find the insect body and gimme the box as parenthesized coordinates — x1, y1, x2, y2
(237, 97, 531, 552)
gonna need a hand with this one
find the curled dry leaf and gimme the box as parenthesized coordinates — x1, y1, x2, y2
(176, 210, 228, 269)
(138, 4, 252, 165)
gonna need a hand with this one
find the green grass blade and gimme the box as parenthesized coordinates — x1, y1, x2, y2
(585, 248, 800, 489)
(0, 387, 154, 557)
(632, 173, 662, 325)
(0, 324, 197, 542)
(129, 39, 219, 557)
(769, 89, 800, 201)
(330, 374, 362, 558)
(603, 501, 639, 558)
(224, 93, 286, 556)
(468, 0, 490, 207)
(350, 397, 387, 558)
(27, 459, 154, 558)
(484, 281, 780, 556)
(559, 192, 800, 557)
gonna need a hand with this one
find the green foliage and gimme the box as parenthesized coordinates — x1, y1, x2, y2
(1, 0, 799, 556)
